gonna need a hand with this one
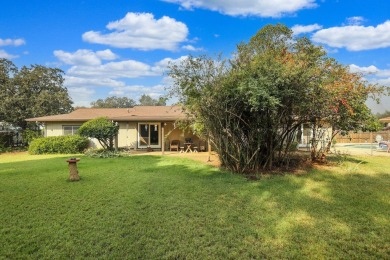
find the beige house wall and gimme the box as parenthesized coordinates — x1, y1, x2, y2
(44, 121, 102, 148)
(44, 121, 204, 151)
(117, 122, 137, 148)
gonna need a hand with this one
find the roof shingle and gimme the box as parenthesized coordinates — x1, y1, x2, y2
(26, 106, 185, 122)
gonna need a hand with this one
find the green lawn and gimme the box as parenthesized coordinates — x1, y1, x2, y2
(1, 153, 389, 259)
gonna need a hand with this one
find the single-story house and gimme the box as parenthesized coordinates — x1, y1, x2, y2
(26, 106, 204, 151)
(379, 117, 390, 122)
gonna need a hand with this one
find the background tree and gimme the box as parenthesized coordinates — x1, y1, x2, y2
(138, 94, 167, 106)
(78, 117, 119, 150)
(0, 59, 73, 129)
(0, 59, 18, 123)
(168, 24, 384, 173)
(90, 96, 136, 108)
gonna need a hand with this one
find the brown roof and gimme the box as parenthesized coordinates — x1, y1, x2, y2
(26, 106, 185, 122)
(379, 117, 390, 123)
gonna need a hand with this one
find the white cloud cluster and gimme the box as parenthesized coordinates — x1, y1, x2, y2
(109, 84, 166, 98)
(346, 16, 366, 26)
(349, 64, 390, 113)
(0, 50, 17, 59)
(291, 23, 322, 35)
(56, 49, 187, 106)
(67, 87, 96, 107)
(349, 64, 390, 85)
(312, 20, 390, 51)
(54, 49, 118, 66)
(349, 64, 379, 75)
(0, 38, 26, 59)
(0, 38, 25, 47)
(162, 0, 317, 17)
(82, 12, 188, 51)
(182, 45, 204, 51)
(67, 60, 158, 79)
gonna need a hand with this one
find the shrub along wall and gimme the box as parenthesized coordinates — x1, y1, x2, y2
(0, 132, 14, 148)
(28, 135, 89, 154)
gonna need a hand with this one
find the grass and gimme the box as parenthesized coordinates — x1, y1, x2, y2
(1, 153, 389, 259)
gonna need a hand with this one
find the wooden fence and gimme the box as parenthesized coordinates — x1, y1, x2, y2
(335, 130, 390, 143)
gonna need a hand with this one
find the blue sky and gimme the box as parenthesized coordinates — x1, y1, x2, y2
(1, 0, 389, 113)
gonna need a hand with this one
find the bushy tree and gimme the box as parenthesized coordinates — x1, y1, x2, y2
(77, 117, 119, 150)
(168, 24, 384, 173)
(138, 94, 167, 106)
(90, 96, 136, 108)
(89, 94, 167, 108)
(0, 59, 73, 129)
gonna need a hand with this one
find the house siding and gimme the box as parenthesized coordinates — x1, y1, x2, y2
(45, 122, 101, 148)
(118, 122, 137, 148)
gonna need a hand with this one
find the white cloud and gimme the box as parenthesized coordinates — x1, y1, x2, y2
(64, 76, 126, 88)
(58, 55, 185, 106)
(349, 64, 390, 114)
(0, 38, 25, 47)
(108, 84, 166, 97)
(312, 20, 390, 51)
(0, 49, 18, 59)
(63, 56, 188, 88)
(162, 0, 317, 17)
(96, 49, 118, 60)
(346, 16, 366, 26)
(82, 12, 189, 51)
(67, 87, 96, 107)
(54, 49, 118, 66)
(152, 56, 188, 74)
(291, 23, 322, 35)
(182, 45, 204, 51)
(67, 59, 159, 79)
(376, 78, 390, 86)
(349, 64, 379, 75)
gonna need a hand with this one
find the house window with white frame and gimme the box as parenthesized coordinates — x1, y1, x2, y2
(63, 125, 81, 135)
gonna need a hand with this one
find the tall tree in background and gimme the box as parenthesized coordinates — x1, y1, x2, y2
(0, 59, 17, 124)
(0, 59, 73, 129)
(90, 96, 136, 108)
(89, 94, 166, 108)
(138, 94, 167, 106)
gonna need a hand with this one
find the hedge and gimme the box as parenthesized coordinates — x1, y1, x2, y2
(0, 132, 14, 150)
(28, 135, 89, 154)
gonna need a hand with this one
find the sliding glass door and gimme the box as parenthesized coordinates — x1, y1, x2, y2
(138, 123, 160, 148)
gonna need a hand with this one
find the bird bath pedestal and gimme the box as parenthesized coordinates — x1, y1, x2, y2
(66, 158, 80, 181)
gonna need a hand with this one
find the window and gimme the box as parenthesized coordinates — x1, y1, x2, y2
(138, 123, 161, 148)
(63, 125, 80, 135)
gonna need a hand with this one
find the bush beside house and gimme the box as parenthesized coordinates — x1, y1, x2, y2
(78, 117, 119, 150)
(28, 135, 89, 154)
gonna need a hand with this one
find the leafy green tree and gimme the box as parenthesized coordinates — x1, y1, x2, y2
(168, 24, 384, 173)
(0, 59, 73, 129)
(77, 117, 119, 150)
(90, 96, 136, 108)
(0, 59, 18, 123)
(138, 94, 167, 106)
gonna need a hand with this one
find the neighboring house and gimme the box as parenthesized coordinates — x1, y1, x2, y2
(0, 122, 23, 146)
(380, 117, 390, 129)
(26, 106, 201, 151)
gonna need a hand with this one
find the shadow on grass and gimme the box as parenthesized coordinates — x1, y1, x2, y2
(327, 154, 368, 165)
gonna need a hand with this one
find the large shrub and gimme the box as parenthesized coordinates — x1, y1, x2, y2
(28, 135, 89, 154)
(168, 24, 383, 173)
(0, 132, 14, 152)
(22, 129, 43, 145)
(78, 117, 118, 150)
